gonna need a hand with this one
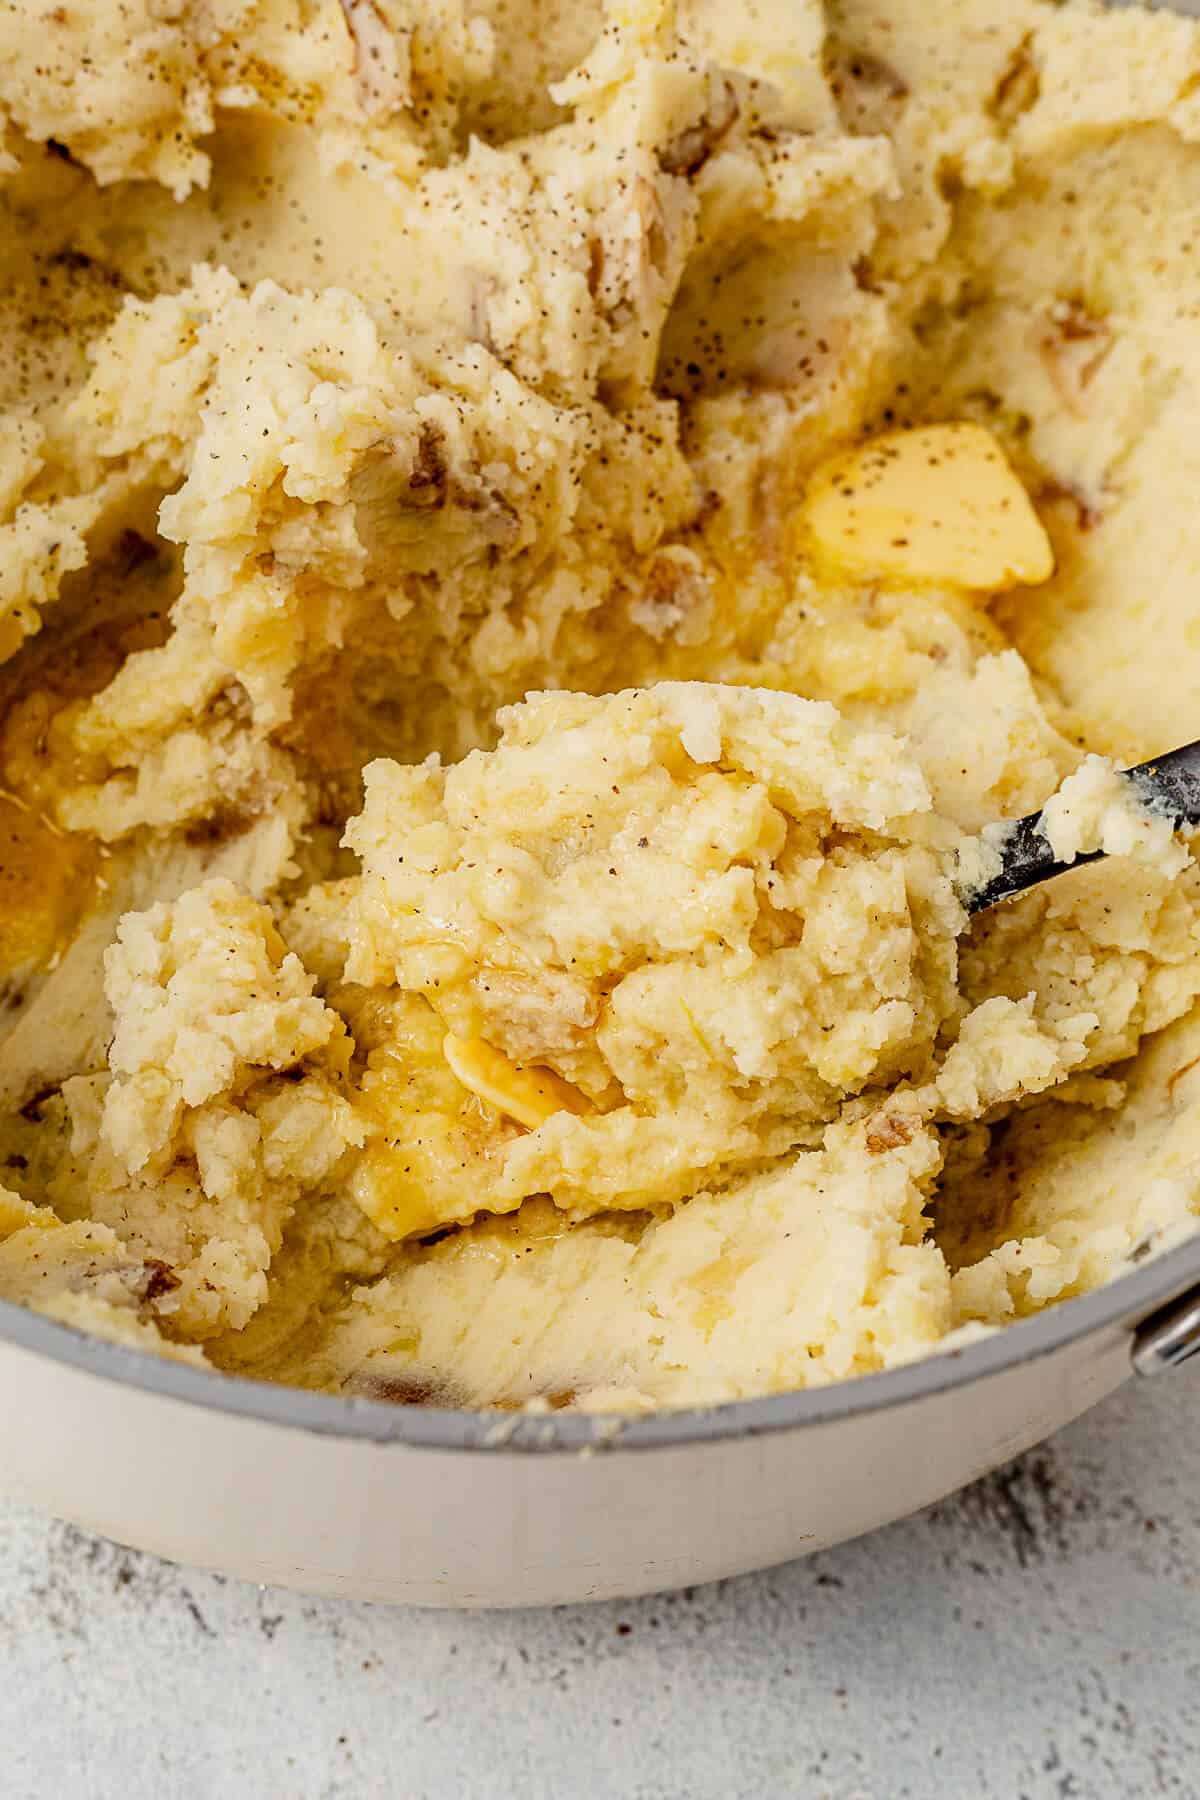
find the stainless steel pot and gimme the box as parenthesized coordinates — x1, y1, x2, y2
(0, 1238, 1197, 1607)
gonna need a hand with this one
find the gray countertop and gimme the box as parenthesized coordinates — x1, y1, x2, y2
(3, 1371, 1198, 1799)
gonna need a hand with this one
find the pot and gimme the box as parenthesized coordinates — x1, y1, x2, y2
(0, 1238, 1196, 1607)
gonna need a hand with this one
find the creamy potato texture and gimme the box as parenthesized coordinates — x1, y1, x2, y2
(2, 0, 1200, 1410)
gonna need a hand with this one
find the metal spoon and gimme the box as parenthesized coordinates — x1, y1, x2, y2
(965, 740, 1200, 913)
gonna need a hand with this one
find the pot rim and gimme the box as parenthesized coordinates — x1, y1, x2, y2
(1, 1231, 1197, 1453)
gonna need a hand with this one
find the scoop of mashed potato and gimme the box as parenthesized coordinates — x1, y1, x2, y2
(296, 682, 968, 1235)
(2, 0, 1200, 1412)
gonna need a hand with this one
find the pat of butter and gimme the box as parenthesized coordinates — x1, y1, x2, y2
(803, 422, 1054, 591)
(443, 1034, 591, 1130)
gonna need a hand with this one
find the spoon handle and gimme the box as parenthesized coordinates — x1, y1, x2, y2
(965, 739, 1200, 915)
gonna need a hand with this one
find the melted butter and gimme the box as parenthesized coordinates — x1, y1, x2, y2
(0, 790, 102, 977)
(0, 534, 174, 981)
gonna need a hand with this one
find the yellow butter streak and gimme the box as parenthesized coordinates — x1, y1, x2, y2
(443, 1033, 592, 1130)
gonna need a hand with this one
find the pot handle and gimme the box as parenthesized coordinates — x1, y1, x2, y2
(1132, 1287, 1200, 1376)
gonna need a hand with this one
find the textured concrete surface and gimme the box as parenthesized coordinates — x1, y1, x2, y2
(2, 1370, 1197, 1800)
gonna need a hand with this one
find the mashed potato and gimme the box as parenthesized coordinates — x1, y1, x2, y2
(1, 0, 1200, 1410)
